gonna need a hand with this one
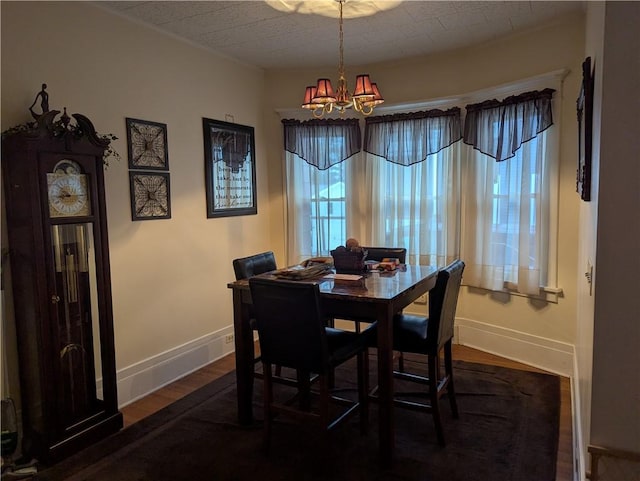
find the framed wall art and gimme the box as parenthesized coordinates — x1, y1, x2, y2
(203, 118, 257, 218)
(126, 118, 169, 170)
(129, 171, 171, 221)
(576, 56, 594, 201)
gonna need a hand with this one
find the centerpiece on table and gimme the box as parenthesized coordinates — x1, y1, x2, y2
(330, 238, 368, 273)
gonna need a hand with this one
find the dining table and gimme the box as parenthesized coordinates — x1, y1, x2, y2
(227, 264, 438, 468)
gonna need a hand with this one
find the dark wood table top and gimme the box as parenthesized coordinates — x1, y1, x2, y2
(228, 264, 436, 303)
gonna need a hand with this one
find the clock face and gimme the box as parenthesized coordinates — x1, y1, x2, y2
(47, 173, 90, 218)
(126, 118, 169, 170)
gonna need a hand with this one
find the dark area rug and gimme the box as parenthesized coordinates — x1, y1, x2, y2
(36, 359, 560, 481)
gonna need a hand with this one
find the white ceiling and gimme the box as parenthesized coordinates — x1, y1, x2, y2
(96, 1, 584, 70)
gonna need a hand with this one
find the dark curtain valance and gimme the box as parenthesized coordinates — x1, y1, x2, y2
(363, 108, 462, 166)
(282, 118, 361, 170)
(463, 88, 555, 162)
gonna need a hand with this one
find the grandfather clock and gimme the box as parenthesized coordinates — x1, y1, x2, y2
(2, 106, 122, 463)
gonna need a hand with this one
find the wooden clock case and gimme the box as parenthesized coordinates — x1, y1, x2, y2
(2, 110, 122, 464)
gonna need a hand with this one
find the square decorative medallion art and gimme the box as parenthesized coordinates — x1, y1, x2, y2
(129, 172, 171, 221)
(126, 118, 169, 171)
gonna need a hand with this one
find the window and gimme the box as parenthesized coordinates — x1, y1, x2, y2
(282, 119, 359, 263)
(365, 145, 460, 268)
(307, 163, 347, 256)
(461, 88, 555, 295)
(461, 132, 551, 295)
(282, 81, 559, 297)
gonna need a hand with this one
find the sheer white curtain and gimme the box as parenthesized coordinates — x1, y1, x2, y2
(281, 87, 557, 295)
(461, 89, 555, 294)
(361, 108, 463, 266)
(362, 146, 461, 267)
(285, 153, 349, 264)
(282, 119, 360, 265)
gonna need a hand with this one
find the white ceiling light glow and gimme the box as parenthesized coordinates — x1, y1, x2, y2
(265, 0, 403, 18)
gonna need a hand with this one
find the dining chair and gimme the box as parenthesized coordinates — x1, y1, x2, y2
(249, 277, 374, 453)
(232, 251, 291, 385)
(233, 251, 277, 281)
(361, 246, 407, 264)
(369, 259, 465, 446)
(346, 247, 407, 333)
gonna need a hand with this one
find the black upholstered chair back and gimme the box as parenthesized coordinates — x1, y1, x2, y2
(249, 277, 330, 374)
(362, 247, 407, 264)
(427, 260, 465, 354)
(233, 251, 277, 280)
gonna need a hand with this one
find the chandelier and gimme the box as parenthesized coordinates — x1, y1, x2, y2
(302, 0, 384, 118)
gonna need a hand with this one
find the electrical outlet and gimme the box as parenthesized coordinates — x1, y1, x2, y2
(225, 334, 234, 344)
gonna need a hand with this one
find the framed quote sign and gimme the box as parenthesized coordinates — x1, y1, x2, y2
(203, 118, 257, 218)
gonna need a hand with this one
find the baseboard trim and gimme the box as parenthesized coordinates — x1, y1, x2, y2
(572, 355, 587, 481)
(116, 326, 236, 407)
(455, 317, 574, 377)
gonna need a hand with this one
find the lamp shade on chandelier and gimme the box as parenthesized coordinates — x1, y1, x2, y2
(302, 0, 384, 118)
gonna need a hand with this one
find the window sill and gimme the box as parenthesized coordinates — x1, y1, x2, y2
(465, 283, 564, 304)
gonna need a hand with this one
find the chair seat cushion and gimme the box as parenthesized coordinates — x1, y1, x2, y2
(326, 323, 377, 366)
(392, 314, 430, 354)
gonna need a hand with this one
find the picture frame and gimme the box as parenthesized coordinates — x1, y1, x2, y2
(576, 56, 593, 201)
(126, 118, 169, 170)
(203, 118, 257, 218)
(129, 171, 171, 221)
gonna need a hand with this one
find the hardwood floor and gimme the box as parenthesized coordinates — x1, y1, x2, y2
(120, 344, 573, 481)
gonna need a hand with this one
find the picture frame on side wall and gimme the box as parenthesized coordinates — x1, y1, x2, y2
(129, 171, 171, 221)
(203, 118, 257, 218)
(576, 56, 594, 201)
(126, 118, 169, 171)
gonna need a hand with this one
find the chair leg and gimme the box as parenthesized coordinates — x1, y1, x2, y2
(297, 369, 311, 410)
(444, 341, 459, 418)
(357, 349, 369, 434)
(327, 366, 335, 389)
(398, 351, 405, 372)
(319, 374, 330, 429)
(429, 354, 445, 446)
(262, 362, 273, 454)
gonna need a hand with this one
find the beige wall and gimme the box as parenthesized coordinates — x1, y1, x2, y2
(2, 1, 587, 412)
(263, 12, 585, 345)
(588, 1, 640, 455)
(6, 1, 638, 472)
(576, 0, 605, 466)
(1, 1, 272, 390)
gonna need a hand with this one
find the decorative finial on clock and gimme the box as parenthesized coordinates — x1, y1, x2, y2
(60, 107, 70, 129)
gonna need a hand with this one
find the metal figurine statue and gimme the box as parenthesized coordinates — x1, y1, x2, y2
(29, 83, 49, 121)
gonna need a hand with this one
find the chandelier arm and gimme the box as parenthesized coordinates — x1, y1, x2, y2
(360, 104, 374, 116)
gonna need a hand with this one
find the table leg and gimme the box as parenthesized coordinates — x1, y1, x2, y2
(376, 303, 395, 468)
(233, 289, 254, 425)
